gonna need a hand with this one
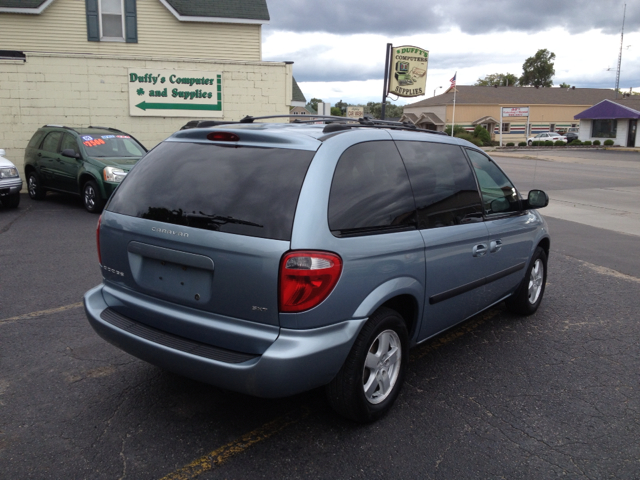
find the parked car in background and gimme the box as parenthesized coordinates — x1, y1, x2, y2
(24, 125, 147, 213)
(527, 132, 567, 145)
(564, 126, 579, 143)
(84, 117, 551, 422)
(0, 148, 23, 209)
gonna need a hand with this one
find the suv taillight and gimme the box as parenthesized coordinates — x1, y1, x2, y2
(96, 215, 102, 265)
(279, 251, 342, 313)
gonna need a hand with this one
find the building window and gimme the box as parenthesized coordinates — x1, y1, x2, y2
(592, 119, 617, 138)
(100, 0, 124, 40)
(501, 123, 510, 133)
(86, 0, 137, 43)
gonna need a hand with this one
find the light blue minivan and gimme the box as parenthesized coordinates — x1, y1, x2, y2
(84, 118, 550, 422)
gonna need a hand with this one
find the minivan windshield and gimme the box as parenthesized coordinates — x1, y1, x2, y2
(107, 141, 315, 241)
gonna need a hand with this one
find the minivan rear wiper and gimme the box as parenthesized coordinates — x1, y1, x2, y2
(186, 212, 263, 228)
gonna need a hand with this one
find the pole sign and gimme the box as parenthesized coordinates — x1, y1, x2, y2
(502, 107, 529, 117)
(387, 45, 429, 98)
(128, 68, 223, 117)
(346, 106, 364, 118)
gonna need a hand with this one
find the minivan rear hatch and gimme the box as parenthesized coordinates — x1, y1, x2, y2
(100, 131, 318, 327)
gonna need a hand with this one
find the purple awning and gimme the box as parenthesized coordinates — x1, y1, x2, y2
(575, 100, 640, 120)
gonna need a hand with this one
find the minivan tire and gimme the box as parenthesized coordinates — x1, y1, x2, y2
(506, 246, 547, 316)
(326, 307, 408, 423)
(27, 172, 46, 200)
(83, 180, 104, 213)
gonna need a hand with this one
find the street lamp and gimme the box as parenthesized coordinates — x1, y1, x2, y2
(434, 86, 443, 97)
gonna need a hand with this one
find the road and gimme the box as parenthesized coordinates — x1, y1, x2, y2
(1, 150, 639, 479)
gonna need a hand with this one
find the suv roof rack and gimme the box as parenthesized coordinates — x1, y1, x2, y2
(88, 126, 125, 133)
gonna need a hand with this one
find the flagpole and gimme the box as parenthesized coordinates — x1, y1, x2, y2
(451, 72, 457, 136)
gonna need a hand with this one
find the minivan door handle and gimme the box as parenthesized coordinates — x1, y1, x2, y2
(490, 239, 503, 253)
(472, 244, 488, 257)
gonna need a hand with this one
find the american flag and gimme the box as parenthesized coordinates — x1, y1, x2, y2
(450, 73, 457, 87)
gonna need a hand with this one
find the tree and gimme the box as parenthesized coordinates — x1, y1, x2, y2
(519, 49, 555, 87)
(365, 101, 403, 119)
(306, 97, 323, 113)
(334, 99, 348, 114)
(559, 82, 571, 88)
(475, 73, 519, 87)
(330, 106, 343, 116)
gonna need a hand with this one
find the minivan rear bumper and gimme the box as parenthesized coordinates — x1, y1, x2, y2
(84, 284, 366, 398)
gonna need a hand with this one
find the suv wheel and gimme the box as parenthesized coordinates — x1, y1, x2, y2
(27, 172, 46, 200)
(83, 180, 104, 213)
(326, 307, 408, 423)
(506, 247, 547, 315)
(1, 193, 20, 209)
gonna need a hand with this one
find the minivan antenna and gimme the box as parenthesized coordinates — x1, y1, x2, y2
(615, 3, 626, 99)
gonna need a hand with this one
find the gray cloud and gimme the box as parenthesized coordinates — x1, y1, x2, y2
(265, 0, 637, 36)
(264, 48, 524, 83)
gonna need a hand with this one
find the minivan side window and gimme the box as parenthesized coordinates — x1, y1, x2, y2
(466, 149, 521, 215)
(328, 141, 416, 236)
(41, 132, 62, 153)
(396, 141, 483, 229)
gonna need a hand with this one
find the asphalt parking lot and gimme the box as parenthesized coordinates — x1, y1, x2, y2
(1, 150, 640, 479)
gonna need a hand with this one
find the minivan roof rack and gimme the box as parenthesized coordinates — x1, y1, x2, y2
(236, 115, 448, 136)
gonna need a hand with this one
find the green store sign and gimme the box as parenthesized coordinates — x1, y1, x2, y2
(128, 68, 223, 117)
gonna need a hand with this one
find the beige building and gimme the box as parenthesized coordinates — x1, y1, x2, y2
(0, 0, 295, 175)
(402, 86, 618, 143)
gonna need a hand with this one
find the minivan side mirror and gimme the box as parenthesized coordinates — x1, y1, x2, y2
(523, 189, 549, 209)
(61, 149, 81, 159)
(0, 149, 5, 157)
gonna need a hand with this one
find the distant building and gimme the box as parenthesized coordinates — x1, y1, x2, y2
(289, 77, 317, 121)
(403, 86, 618, 143)
(574, 97, 640, 147)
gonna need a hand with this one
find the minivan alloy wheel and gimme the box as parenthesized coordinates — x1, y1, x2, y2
(363, 329, 401, 404)
(528, 259, 544, 304)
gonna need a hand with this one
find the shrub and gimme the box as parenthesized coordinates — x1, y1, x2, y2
(473, 125, 492, 145)
(518, 142, 527, 146)
(554, 140, 565, 146)
(569, 140, 582, 146)
(456, 132, 483, 147)
(531, 141, 540, 146)
(604, 139, 614, 146)
(506, 142, 515, 146)
(544, 140, 554, 146)
(593, 140, 601, 145)
(445, 125, 467, 136)
(582, 140, 592, 146)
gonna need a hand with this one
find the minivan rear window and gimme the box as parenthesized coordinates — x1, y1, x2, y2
(107, 141, 315, 241)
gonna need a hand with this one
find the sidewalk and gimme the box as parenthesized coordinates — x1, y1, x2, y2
(484, 147, 640, 169)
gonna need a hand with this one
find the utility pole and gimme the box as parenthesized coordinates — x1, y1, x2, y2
(615, 3, 626, 99)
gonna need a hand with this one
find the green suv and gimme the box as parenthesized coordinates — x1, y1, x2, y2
(24, 125, 147, 213)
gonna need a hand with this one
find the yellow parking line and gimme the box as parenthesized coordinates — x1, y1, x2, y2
(160, 408, 310, 480)
(0, 302, 83, 325)
(161, 310, 498, 479)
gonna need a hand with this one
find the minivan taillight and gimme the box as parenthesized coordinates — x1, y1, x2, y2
(96, 215, 102, 265)
(279, 251, 342, 313)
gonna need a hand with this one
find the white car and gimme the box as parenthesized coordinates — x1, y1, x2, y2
(0, 149, 23, 209)
(527, 132, 567, 145)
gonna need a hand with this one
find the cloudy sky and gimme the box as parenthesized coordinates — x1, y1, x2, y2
(262, 0, 640, 106)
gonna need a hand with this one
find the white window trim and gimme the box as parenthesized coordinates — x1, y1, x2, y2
(99, 0, 126, 42)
